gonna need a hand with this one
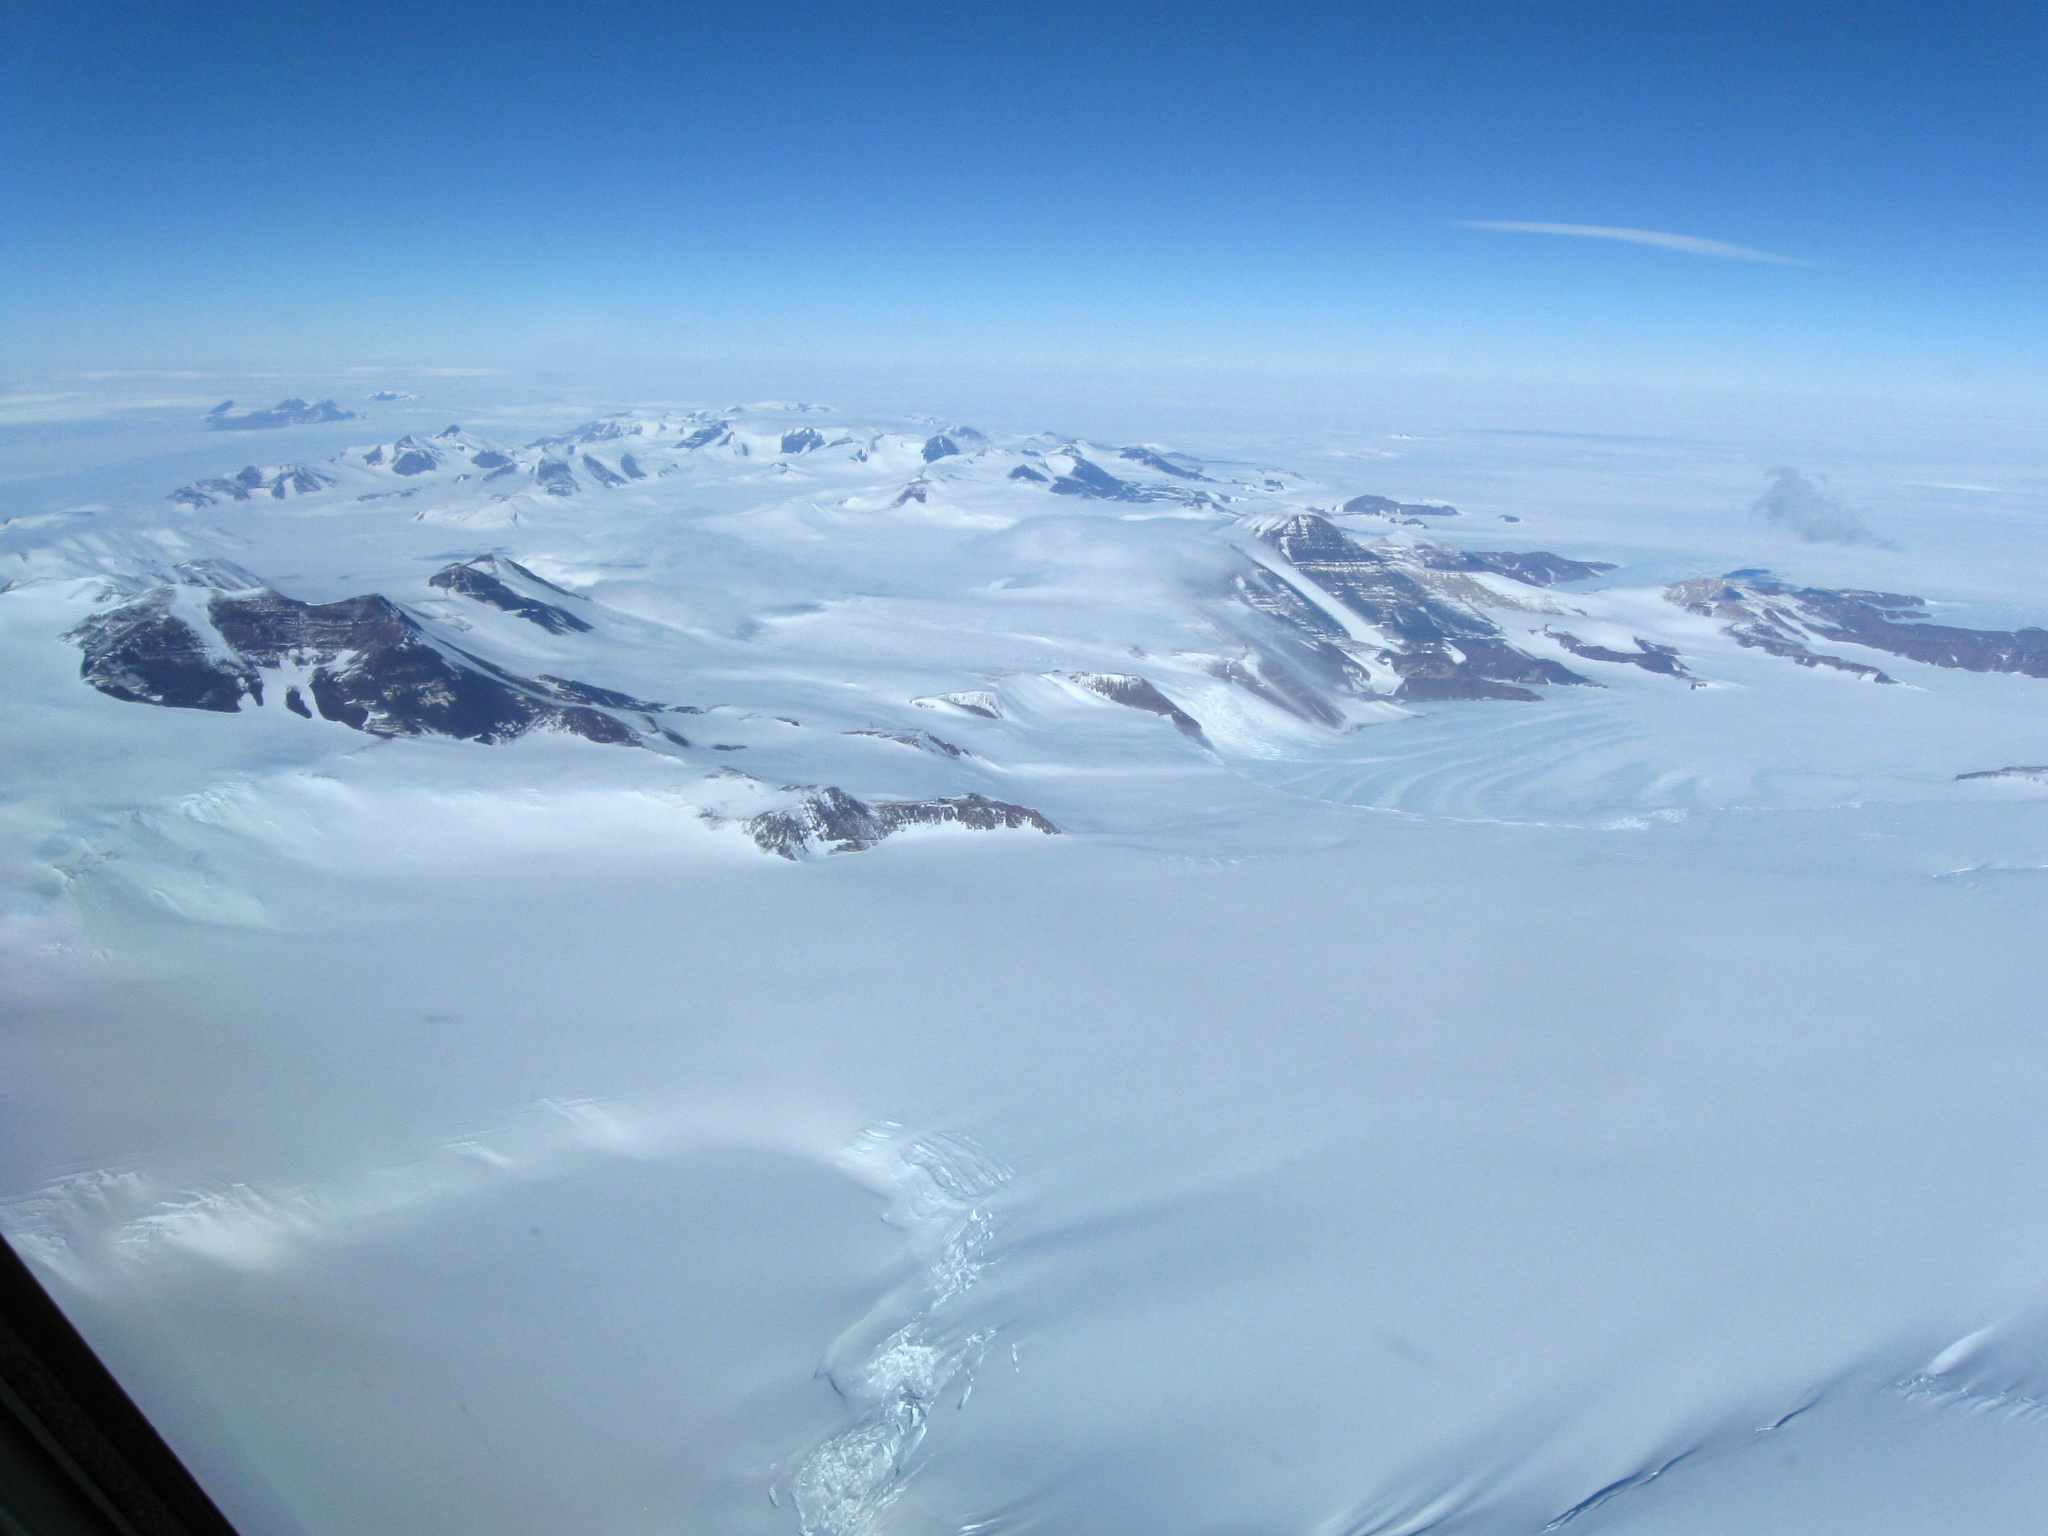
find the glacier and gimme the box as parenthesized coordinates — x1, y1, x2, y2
(3, 381, 2048, 1535)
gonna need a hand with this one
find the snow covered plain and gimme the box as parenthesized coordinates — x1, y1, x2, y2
(4, 381, 2048, 1535)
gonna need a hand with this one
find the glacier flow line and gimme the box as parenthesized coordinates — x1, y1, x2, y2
(781, 1123, 1010, 1536)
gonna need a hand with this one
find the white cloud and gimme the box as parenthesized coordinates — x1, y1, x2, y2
(1454, 221, 1812, 264)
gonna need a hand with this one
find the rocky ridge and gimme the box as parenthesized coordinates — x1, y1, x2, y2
(1667, 573, 2048, 683)
(72, 566, 655, 747)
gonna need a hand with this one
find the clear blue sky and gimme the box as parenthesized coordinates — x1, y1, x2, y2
(3, 0, 2043, 397)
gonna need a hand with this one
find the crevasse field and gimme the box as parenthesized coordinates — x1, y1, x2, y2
(4, 377, 2048, 1536)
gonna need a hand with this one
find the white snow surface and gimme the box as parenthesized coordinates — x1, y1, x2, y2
(4, 384, 2048, 1535)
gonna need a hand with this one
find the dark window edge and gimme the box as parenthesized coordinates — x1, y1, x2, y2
(0, 1237, 240, 1536)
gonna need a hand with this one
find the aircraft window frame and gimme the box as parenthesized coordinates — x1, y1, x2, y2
(0, 1238, 240, 1536)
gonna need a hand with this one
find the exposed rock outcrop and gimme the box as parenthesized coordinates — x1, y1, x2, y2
(205, 398, 356, 431)
(1413, 546, 1616, 587)
(428, 557, 592, 634)
(849, 729, 970, 758)
(1342, 493, 1457, 518)
(1249, 514, 1592, 701)
(913, 692, 1002, 719)
(534, 459, 579, 496)
(581, 454, 628, 487)
(1067, 672, 1211, 744)
(70, 588, 256, 712)
(1956, 765, 2048, 782)
(1548, 631, 1695, 679)
(1660, 572, 2048, 683)
(745, 788, 1058, 859)
(1049, 458, 1145, 501)
(73, 577, 646, 746)
(170, 464, 335, 508)
(1118, 446, 1205, 480)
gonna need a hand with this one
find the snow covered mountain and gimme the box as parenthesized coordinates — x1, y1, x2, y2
(203, 397, 359, 431)
(8, 397, 2048, 1536)
(18, 402, 2048, 859)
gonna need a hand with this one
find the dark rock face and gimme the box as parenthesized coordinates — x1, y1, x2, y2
(618, 453, 647, 480)
(679, 422, 729, 450)
(1659, 574, 2048, 684)
(849, 728, 969, 758)
(922, 435, 960, 462)
(1956, 765, 2048, 782)
(1008, 464, 1049, 483)
(1259, 515, 1492, 642)
(209, 590, 636, 744)
(1798, 590, 2048, 677)
(1549, 631, 1693, 678)
(1667, 577, 1896, 682)
(581, 454, 627, 488)
(73, 579, 648, 748)
(1342, 493, 1457, 518)
(206, 398, 357, 431)
(1414, 547, 1617, 586)
(1049, 458, 1143, 501)
(72, 590, 257, 712)
(745, 788, 1058, 858)
(894, 480, 929, 505)
(1248, 514, 1593, 702)
(1408, 639, 1586, 693)
(1381, 654, 1541, 702)
(389, 438, 440, 475)
(532, 418, 650, 448)
(470, 449, 514, 470)
(1218, 568, 1379, 714)
(1233, 565, 1349, 640)
(276, 466, 333, 497)
(170, 558, 266, 590)
(429, 560, 592, 634)
(1197, 655, 1344, 726)
(566, 419, 631, 443)
(781, 428, 827, 454)
(1117, 446, 1203, 479)
(534, 459, 578, 496)
(913, 692, 1002, 719)
(170, 464, 335, 508)
(1069, 673, 1210, 744)
(534, 675, 671, 713)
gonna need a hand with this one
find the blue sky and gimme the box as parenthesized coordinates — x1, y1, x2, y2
(3, 0, 2043, 396)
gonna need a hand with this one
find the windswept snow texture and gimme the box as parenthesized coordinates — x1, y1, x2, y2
(7, 393, 2048, 1536)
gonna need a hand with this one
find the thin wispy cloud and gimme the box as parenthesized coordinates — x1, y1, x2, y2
(1454, 221, 1812, 265)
